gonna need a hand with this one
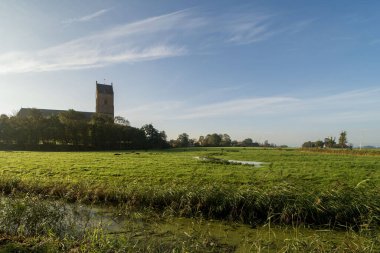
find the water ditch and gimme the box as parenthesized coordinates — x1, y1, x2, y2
(194, 156, 268, 167)
(0, 196, 378, 252)
(80, 205, 379, 252)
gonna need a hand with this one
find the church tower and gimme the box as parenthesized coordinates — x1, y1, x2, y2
(96, 81, 114, 118)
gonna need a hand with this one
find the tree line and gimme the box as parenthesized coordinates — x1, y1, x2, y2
(169, 133, 282, 148)
(0, 109, 283, 151)
(0, 109, 168, 150)
(302, 131, 352, 149)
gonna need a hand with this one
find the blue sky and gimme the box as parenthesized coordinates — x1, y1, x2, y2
(0, 0, 379, 147)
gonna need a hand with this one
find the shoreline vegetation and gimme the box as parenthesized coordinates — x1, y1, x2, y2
(0, 148, 379, 251)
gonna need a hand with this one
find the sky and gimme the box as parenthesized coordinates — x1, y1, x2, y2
(0, 0, 379, 147)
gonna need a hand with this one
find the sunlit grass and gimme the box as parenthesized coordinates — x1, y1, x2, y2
(0, 148, 379, 251)
(0, 148, 379, 227)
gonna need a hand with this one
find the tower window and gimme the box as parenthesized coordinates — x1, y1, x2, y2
(104, 99, 108, 105)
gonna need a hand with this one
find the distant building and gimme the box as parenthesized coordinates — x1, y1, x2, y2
(17, 108, 95, 119)
(96, 81, 114, 118)
(18, 82, 114, 119)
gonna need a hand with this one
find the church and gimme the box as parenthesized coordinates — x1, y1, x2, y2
(18, 81, 114, 119)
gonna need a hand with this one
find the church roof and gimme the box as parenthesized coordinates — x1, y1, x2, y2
(96, 83, 113, 94)
(18, 108, 95, 119)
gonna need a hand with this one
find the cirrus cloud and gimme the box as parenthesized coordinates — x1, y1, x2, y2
(62, 8, 110, 24)
(0, 7, 311, 74)
(0, 10, 193, 74)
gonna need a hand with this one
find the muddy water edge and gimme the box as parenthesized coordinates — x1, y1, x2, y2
(0, 196, 378, 252)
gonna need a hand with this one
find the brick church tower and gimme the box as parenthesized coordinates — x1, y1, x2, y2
(96, 81, 114, 118)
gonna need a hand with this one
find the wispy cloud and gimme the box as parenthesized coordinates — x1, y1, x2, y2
(224, 13, 276, 45)
(177, 96, 299, 119)
(116, 87, 380, 146)
(0, 10, 194, 74)
(285, 19, 315, 35)
(0, 7, 312, 74)
(314, 88, 380, 102)
(221, 11, 313, 45)
(62, 8, 110, 24)
(183, 87, 380, 122)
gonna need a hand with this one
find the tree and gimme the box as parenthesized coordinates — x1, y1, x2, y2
(338, 131, 347, 148)
(89, 114, 114, 148)
(315, 140, 324, 148)
(302, 141, 314, 148)
(324, 137, 336, 148)
(59, 110, 88, 146)
(114, 116, 130, 126)
(203, 133, 222, 147)
(8, 116, 28, 145)
(159, 131, 167, 143)
(25, 109, 44, 145)
(221, 134, 232, 147)
(121, 126, 146, 149)
(1, 109, 168, 151)
(189, 138, 196, 147)
(141, 124, 168, 149)
(176, 133, 190, 147)
(302, 140, 324, 149)
(198, 136, 205, 146)
(242, 138, 253, 147)
(0, 115, 11, 144)
(41, 115, 64, 145)
(141, 124, 158, 140)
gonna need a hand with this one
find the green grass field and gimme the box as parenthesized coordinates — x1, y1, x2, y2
(0, 148, 379, 251)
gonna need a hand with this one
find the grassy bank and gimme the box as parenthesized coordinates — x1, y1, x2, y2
(0, 148, 379, 230)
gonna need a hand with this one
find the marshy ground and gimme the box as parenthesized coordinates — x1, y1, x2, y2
(0, 148, 379, 252)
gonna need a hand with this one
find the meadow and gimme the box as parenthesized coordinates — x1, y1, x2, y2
(0, 148, 379, 252)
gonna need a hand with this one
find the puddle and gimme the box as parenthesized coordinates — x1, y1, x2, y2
(0, 197, 128, 234)
(194, 156, 267, 167)
(227, 159, 267, 167)
(71, 204, 128, 233)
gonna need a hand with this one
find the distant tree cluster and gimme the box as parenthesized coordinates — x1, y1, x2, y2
(235, 138, 279, 148)
(0, 109, 286, 150)
(302, 131, 352, 149)
(0, 109, 168, 150)
(197, 133, 232, 147)
(169, 133, 283, 148)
